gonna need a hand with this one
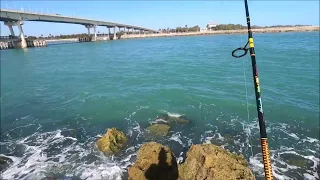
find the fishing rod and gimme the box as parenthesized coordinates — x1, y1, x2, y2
(231, 0, 273, 179)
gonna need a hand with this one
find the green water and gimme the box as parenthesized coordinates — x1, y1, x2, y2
(1, 32, 319, 180)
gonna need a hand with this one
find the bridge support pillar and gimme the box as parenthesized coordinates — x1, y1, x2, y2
(4, 21, 27, 48)
(93, 25, 97, 41)
(17, 22, 27, 48)
(85, 25, 96, 41)
(87, 27, 91, 36)
(113, 26, 117, 40)
(4, 22, 16, 36)
(108, 27, 111, 40)
(8, 25, 15, 36)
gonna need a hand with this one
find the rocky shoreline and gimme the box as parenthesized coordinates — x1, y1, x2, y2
(95, 114, 256, 180)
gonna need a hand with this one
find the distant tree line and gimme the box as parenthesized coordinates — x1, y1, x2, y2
(158, 24, 312, 32)
(212, 24, 311, 30)
(265, 24, 310, 28)
(213, 24, 247, 30)
(158, 25, 201, 33)
(26, 33, 91, 40)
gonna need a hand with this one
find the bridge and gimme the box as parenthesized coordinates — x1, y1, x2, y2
(0, 9, 158, 48)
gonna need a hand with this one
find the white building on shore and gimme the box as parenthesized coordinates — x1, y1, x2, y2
(206, 22, 219, 31)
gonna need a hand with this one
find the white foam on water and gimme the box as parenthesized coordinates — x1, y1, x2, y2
(169, 132, 185, 147)
(136, 105, 149, 110)
(132, 123, 141, 132)
(215, 133, 224, 141)
(303, 173, 316, 180)
(187, 139, 193, 147)
(1, 129, 132, 180)
(303, 137, 320, 143)
(160, 110, 184, 118)
(177, 152, 184, 164)
(167, 112, 183, 118)
(76, 163, 123, 180)
(281, 129, 300, 140)
(132, 122, 143, 142)
(127, 129, 133, 137)
(249, 155, 264, 176)
(152, 118, 168, 124)
(203, 136, 214, 144)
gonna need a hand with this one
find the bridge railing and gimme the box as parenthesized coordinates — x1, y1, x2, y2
(0, 36, 20, 39)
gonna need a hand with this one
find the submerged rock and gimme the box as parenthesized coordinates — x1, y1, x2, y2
(0, 156, 13, 172)
(179, 144, 255, 180)
(146, 124, 171, 136)
(156, 113, 190, 124)
(281, 153, 311, 168)
(128, 142, 178, 180)
(96, 128, 128, 154)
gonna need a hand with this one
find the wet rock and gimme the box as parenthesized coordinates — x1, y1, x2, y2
(156, 113, 190, 124)
(43, 177, 58, 180)
(178, 144, 255, 180)
(172, 115, 190, 124)
(0, 156, 13, 172)
(128, 142, 178, 180)
(96, 128, 128, 154)
(281, 153, 311, 168)
(146, 124, 171, 136)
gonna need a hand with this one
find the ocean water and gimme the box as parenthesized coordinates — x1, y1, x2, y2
(1, 32, 319, 180)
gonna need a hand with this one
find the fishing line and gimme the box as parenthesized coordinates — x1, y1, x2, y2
(240, 34, 254, 158)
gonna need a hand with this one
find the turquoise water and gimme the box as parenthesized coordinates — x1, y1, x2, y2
(1, 32, 319, 180)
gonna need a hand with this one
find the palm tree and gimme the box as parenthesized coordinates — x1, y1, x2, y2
(185, 25, 188, 32)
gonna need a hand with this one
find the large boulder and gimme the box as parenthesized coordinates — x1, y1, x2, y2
(128, 142, 178, 180)
(96, 128, 128, 154)
(178, 144, 255, 180)
(146, 124, 171, 136)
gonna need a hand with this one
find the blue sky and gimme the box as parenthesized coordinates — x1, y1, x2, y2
(1, 1, 319, 36)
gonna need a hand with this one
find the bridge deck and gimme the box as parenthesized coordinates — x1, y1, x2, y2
(0, 9, 156, 32)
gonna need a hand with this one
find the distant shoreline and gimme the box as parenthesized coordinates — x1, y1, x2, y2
(120, 26, 319, 39)
(39, 26, 319, 43)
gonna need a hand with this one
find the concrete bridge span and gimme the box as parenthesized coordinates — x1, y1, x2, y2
(0, 9, 157, 48)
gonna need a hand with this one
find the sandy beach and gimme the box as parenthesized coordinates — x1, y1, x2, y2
(120, 26, 319, 39)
